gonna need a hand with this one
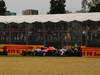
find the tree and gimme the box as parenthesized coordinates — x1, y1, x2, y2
(82, 0, 100, 12)
(49, 0, 56, 14)
(48, 0, 66, 14)
(82, 0, 88, 11)
(89, 2, 100, 12)
(0, 0, 6, 15)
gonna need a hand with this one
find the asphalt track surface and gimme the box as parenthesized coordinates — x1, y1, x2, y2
(0, 57, 99, 75)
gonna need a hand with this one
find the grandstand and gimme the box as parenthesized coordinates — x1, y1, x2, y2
(0, 13, 100, 48)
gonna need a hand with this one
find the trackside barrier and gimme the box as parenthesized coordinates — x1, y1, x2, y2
(3, 45, 44, 55)
(80, 46, 100, 57)
(4, 46, 33, 55)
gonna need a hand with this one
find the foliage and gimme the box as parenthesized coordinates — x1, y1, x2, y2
(89, 3, 100, 12)
(0, 0, 6, 15)
(48, 0, 66, 14)
(82, 0, 100, 12)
